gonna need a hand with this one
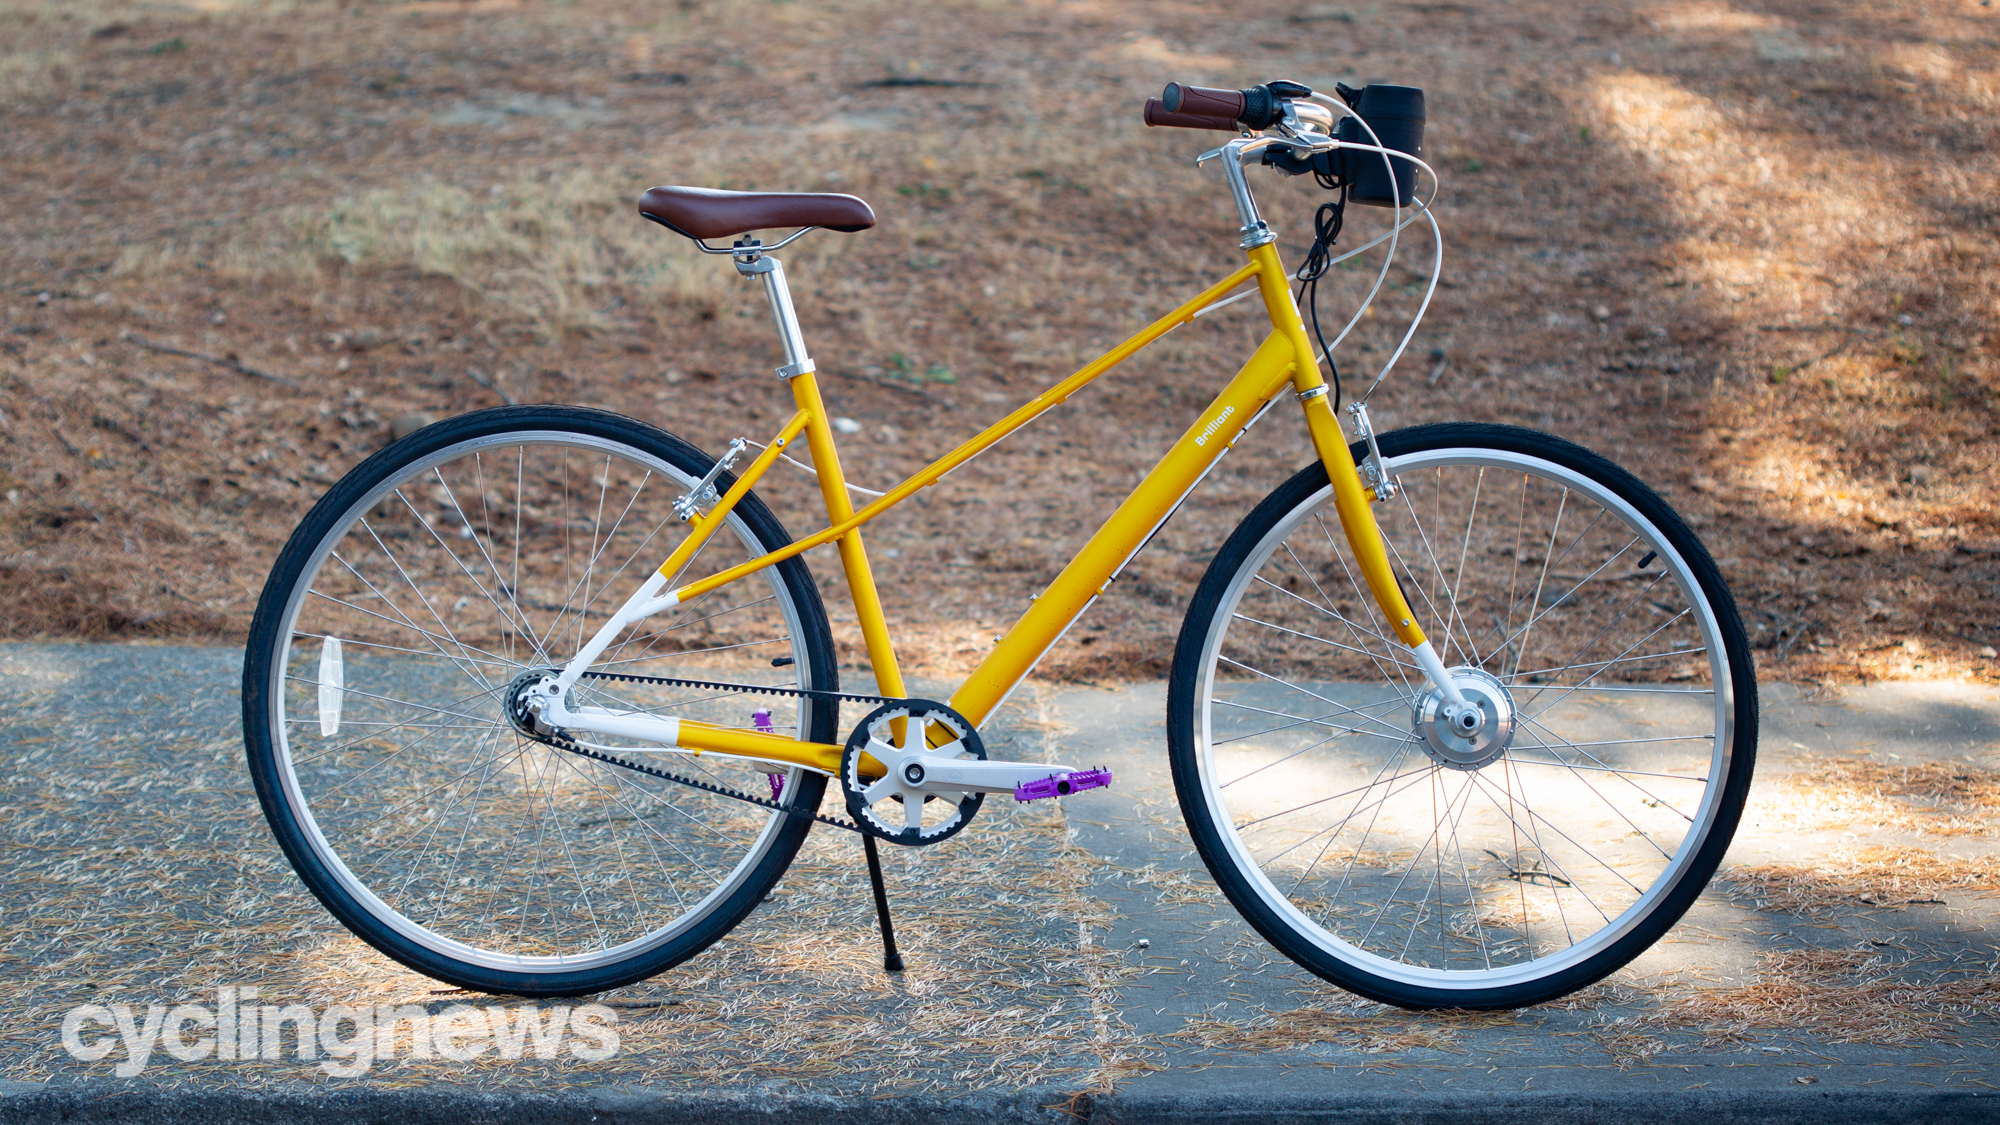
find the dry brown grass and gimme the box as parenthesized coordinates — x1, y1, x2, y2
(1627, 947, 2000, 1046)
(0, 672, 1154, 1093)
(1728, 844, 2000, 914)
(2, 0, 1998, 684)
(1745, 754, 2000, 837)
(1174, 1001, 1514, 1056)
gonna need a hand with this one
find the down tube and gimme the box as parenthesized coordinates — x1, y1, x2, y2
(950, 331, 1299, 727)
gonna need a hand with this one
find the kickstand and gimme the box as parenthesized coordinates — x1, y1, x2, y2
(861, 834, 905, 972)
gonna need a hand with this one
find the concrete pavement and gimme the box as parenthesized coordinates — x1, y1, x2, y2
(2, 642, 1996, 1121)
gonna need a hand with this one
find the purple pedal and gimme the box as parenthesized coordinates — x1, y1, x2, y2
(752, 708, 783, 801)
(1014, 768, 1113, 803)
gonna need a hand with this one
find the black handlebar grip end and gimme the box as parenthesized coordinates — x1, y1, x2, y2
(1162, 82, 1185, 114)
(1239, 85, 1276, 129)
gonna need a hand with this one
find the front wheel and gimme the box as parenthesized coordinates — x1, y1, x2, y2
(1168, 423, 1756, 1010)
(243, 405, 839, 997)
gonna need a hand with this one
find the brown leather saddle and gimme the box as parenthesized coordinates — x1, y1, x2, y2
(637, 185, 876, 242)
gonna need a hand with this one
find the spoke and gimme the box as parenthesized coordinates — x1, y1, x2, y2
(1503, 755, 1709, 783)
(1465, 768, 1632, 908)
(1255, 569, 1399, 652)
(1212, 693, 1411, 749)
(1394, 474, 1475, 666)
(283, 674, 505, 728)
(1231, 613, 1423, 677)
(306, 586, 518, 669)
(358, 508, 496, 692)
(290, 630, 523, 672)
(1222, 727, 1368, 789)
(1517, 605, 1692, 717)
(1297, 738, 1420, 900)
(1513, 733, 1715, 751)
(1516, 712, 1701, 826)
(1315, 512, 1421, 699)
(388, 721, 513, 905)
(1442, 465, 1486, 670)
(339, 731, 532, 837)
(1510, 574, 1675, 714)
(429, 466, 556, 663)
(1505, 646, 1707, 681)
(319, 553, 508, 684)
(512, 448, 526, 665)
(1526, 684, 1714, 695)
(539, 454, 619, 657)
(1440, 760, 1493, 970)
(403, 476, 550, 665)
(1478, 754, 1583, 942)
(551, 747, 729, 917)
(1512, 718, 1681, 858)
(1511, 489, 1570, 681)
(1249, 762, 1441, 865)
(1266, 543, 1406, 688)
(1358, 769, 1465, 951)
(357, 730, 524, 887)
(282, 676, 509, 769)
(428, 731, 515, 923)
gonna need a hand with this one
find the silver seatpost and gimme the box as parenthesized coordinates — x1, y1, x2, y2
(733, 243, 816, 380)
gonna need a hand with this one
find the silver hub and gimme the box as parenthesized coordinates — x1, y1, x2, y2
(1412, 666, 1515, 770)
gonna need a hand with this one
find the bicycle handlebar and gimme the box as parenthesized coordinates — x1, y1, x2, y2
(1142, 97, 1238, 132)
(1162, 82, 1247, 122)
(1147, 81, 1313, 131)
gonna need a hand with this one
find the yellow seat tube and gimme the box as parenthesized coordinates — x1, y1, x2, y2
(788, 369, 909, 704)
(1249, 242, 1428, 649)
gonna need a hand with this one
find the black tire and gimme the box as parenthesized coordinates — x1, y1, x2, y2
(1168, 423, 1756, 1010)
(243, 405, 838, 997)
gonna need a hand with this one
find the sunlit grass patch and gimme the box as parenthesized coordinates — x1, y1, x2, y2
(0, 48, 71, 103)
(1628, 946, 2000, 1046)
(1728, 844, 2000, 914)
(259, 174, 735, 340)
(1743, 755, 2000, 837)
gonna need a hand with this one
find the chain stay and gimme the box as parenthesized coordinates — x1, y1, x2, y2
(546, 729, 868, 834)
(548, 667, 906, 835)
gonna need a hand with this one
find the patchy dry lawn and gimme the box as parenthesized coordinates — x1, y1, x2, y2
(1, 0, 1996, 685)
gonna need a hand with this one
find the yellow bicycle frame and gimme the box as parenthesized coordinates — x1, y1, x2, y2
(600, 242, 1428, 775)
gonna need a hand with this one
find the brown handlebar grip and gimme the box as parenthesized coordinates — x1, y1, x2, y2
(1143, 97, 1240, 131)
(1162, 83, 1247, 123)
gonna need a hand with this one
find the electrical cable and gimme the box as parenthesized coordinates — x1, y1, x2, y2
(1294, 186, 1350, 412)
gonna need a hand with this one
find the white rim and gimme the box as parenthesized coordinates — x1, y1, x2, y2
(1195, 446, 1734, 993)
(265, 429, 816, 974)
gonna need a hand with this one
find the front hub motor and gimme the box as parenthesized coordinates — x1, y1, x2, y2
(1412, 666, 1515, 771)
(841, 699, 986, 846)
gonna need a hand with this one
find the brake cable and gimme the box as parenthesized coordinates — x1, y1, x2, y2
(1294, 184, 1350, 412)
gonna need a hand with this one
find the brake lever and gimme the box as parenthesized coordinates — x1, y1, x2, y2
(1196, 136, 1283, 168)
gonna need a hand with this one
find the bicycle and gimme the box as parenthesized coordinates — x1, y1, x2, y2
(243, 78, 1756, 1011)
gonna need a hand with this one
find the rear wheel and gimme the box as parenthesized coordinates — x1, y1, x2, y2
(243, 405, 837, 997)
(1168, 423, 1756, 1010)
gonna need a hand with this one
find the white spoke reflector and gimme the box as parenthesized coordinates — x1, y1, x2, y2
(317, 636, 345, 737)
